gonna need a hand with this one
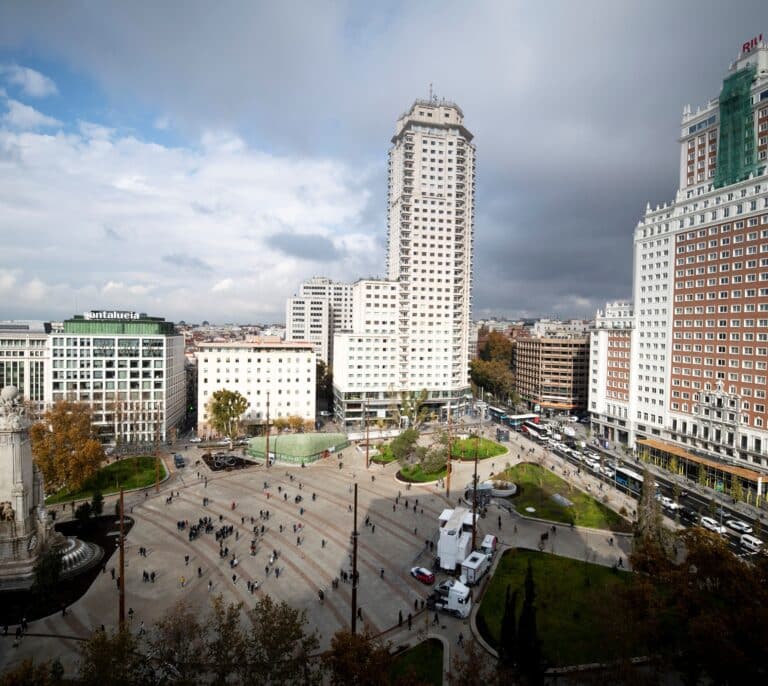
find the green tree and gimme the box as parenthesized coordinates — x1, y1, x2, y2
(147, 601, 204, 685)
(205, 595, 247, 685)
(470, 359, 515, 403)
(206, 389, 248, 444)
(390, 429, 420, 465)
(323, 630, 392, 686)
(32, 541, 64, 600)
(632, 470, 671, 574)
(399, 389, 430, 428)
(29, 400, 105, 492)
(242, 595, 320, 685)
(517, 560, 542, 685)
(497, 585, 518, 672)
(90, 491, 104, 517)
(74, 501, 93, 526)
(479, 331, 513, 363)
(77, 627, 153, 686)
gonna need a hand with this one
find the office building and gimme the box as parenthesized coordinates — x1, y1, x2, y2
(0, 321, 50, 414)
(196, 338, 315, 437)
(48, 311, 186, 444)
(515, 335, 589, 415)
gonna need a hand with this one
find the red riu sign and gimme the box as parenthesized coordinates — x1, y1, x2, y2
(743, 35, 763, 53)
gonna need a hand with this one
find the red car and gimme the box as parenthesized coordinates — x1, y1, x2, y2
(410, 567, 435, 585)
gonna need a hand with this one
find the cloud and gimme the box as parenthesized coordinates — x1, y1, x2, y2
(0, 64, 58, 97)
(2, 99, 61, 129)
(269, 232, 342, 262)
(0, 123, 374, 322)
(162, 253, 212, 271)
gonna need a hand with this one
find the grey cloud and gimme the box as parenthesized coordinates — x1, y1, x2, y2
(103, 225, 123, 240)
(1, 1, 767, 320)
(269, 232, 342, 262)
(162, 253, 212, 271)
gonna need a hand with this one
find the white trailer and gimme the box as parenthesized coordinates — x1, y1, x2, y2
(460, 551, 490, 586)
(437, 507, 475, 572)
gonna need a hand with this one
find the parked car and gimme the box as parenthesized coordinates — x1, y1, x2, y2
(725, 519, 753, 535)
(410, 567, 435, 585)
(189, 437, 202, 443)
(700, 516, 727, 535)
(174, 454, 185, 468)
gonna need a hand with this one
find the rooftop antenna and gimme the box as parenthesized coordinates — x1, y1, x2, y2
(429, 82, 434, 102)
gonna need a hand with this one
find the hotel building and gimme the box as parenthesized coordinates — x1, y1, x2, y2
(196, 339, 315, 436)
(0, 321, 50, 414)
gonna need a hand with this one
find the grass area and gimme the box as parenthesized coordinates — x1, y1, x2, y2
(503, 462, 632, 532)
(398, 463, 447, 482)
(389, 638, 443, 685)
(371, 444, 397, 464)
(452, 436, 507, 460)
(45, 455, 166, 504)
(477, 549, 635, 667)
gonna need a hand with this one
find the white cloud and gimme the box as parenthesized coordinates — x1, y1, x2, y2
(153, 115, 170, 130)
(0, 64, 58, 97)
(3, 99, 61, 129)
(0, 122, 377, 322)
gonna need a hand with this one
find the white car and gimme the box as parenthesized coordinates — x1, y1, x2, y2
(189, 437, 202, 443)
(725, 519, 753, 535)
(659, 496, 681, 511)
(600, 466, 615, 479)
(700, 516, 727, 535)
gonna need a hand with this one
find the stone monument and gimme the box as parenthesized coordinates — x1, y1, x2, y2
(0, 385, 53, 589)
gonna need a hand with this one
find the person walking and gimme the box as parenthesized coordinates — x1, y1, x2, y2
(407, 613, 412, 630)
(398, 610, 403, 627)
(457, 632, 464, 647)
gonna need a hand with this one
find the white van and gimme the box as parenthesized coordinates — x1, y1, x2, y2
(739, 534, 764, 553)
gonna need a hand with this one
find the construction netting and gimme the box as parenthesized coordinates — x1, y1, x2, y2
(714, 63, 759, 189)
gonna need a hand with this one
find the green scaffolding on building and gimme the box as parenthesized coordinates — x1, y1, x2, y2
(714, 63, 762, 189)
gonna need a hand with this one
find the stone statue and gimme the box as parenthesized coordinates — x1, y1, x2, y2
(0, 386, 27, 431)
(0, 501, 14, 521)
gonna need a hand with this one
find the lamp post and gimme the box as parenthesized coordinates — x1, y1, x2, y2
(265, 391, 271, 469)
(364, 401, 369, 470)
(351, 483, 359, 633)
(472, 434, 479, 551)
(446, 403, 452, 498)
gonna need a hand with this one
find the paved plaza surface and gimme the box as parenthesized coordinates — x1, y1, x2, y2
(0, 428, 638, 680)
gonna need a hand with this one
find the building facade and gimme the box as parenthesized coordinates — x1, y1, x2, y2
(196, 339, 315, 437)
(515, 336, 590, 415)
(285, 277, 353, 366)
(588, 302, 635, 445)
(48, 312, 186, 444)
(0, 321, 50, 414)
(589, 38, 768, 483)
(333, 97, 476, 428)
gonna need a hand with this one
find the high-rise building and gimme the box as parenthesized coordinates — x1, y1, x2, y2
(0, 321, 50, 414)
(333, 98, 476, 426)
(590, 38, 768, 499)
(285, 277, 353, 366)
(48, 311, 186, 444)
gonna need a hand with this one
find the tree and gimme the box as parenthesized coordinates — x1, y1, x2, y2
(29, 401, 105, 492)
(75, 501, 93, 526)
(205, 595, 247, 685)
(207, 389, 248, 444)
(479, 331, 513, 363)
(632, 469, 672, 574)
(242, 595, 321, 685)
(390, 429, 420, 465)
(273, 417, 290, 432)
(77, 627, 153, 686)
(91, 491, 104, 517)
(449, 639, 499, 686)
(497, 586, 518, 671)
(470, 359, 515, 403)
(316, 360, 333, 407)
(0, 659, 57, 686)
(517, 560, 542, 685)
(323, 630, 392, 686)
(399, 389, 430, 428)
(32, 540, 64, 600)
(147, 601, 205, 685)
(287, 415, 305, 433)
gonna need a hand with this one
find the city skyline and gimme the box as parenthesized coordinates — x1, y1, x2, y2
(1, 2, 767, 323)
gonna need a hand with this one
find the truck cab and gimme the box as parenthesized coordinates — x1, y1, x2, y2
(427, 579, 472, 618)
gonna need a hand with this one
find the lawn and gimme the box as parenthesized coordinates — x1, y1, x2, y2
(46, 455, 167, 504)
(398, 463, 447, 482)
(389, 638, 443, 685)
(503, 462, 631, 532)
(371, 443, 397, 464)
(477, 549, 636, 667)
(452, 436, 506, 460)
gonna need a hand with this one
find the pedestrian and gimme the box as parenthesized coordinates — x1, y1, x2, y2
(110, 567, 115, 580)
(414, 598, 419, 611)
(128, 607, 135, 622)
(208, 579, 213, 592)
(371, 524, 375, 533)
(407, 613, 412, 630)
(432, 612, 439, 626)
(198, 566, 202, 577)
(380, 568, 384, 579)
(138, 621, 145, 636)
(322, 539, 326, 548)
(150, 571, 156, 583)
(457, 632, 464, 646)
(618, 557, 624, 568)
(357, 607, 362, 621)
(184, 554, 189, 566)
(398, 610, 403, 627)
(232, 573, 237, 584)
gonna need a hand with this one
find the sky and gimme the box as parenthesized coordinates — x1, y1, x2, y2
(1, 1, 767, 324)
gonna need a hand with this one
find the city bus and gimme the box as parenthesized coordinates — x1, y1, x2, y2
(488, 406, 507, 423)
(503, 413, 540, 429)
(522, 421, 545, 441)
(613, 465, 644, 496)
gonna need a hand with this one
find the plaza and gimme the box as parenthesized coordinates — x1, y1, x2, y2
(0, 428, 636, 679)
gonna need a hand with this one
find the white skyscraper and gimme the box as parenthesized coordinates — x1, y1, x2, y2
(334, 98, 475, 427)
